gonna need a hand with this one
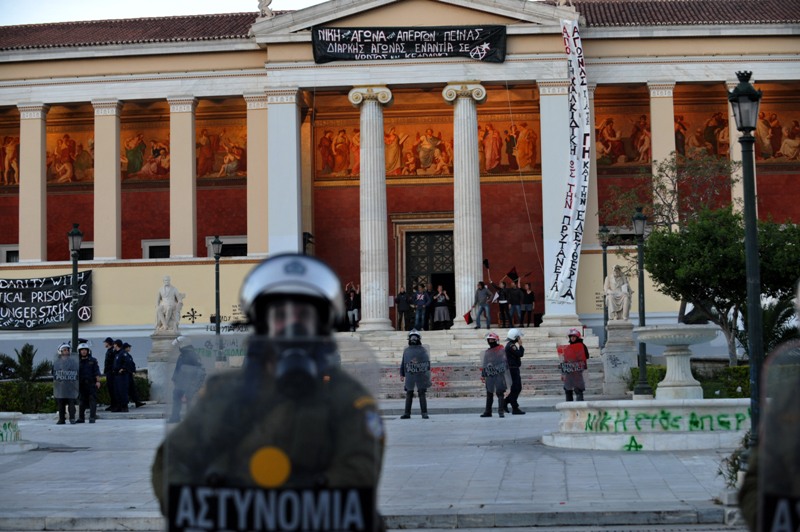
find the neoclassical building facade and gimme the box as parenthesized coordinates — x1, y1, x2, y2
(0, 0, 798, 350)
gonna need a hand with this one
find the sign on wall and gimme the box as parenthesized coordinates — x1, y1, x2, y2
(0, 272, 93, 330)
(312, 26, 506, 63)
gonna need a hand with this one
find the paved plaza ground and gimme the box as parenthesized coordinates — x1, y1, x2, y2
(0, 396, 746, 531)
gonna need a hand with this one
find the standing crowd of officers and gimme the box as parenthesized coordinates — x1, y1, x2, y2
(52, 336, 144, 424)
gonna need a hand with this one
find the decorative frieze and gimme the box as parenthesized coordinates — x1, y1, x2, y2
(244, 93, 269, 110)
(537, 80, 570, 96)
(167, 97, 197, 113)
(92, 99, 122, 116)
(17, 103, 49, 120)
(266, 89, 299, 105)
(648, 81, 676, 98)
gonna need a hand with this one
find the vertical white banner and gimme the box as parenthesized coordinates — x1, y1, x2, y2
(547, 20, 592, 303)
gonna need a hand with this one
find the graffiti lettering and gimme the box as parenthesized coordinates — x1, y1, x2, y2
(584, 408, 750, 433)
(623, 436, 643, 452)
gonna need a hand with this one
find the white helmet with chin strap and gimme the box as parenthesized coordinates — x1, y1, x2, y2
(240, 253, 345, 335)
(507, 328, 523, 341)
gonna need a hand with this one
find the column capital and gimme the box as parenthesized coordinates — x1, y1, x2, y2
(244, 93, 269, 110)
(17, 103, 49, 120)
(588, 82, 598, 98)
(92, 99, 123, 116)
(265, 89, 299, 104)
(537, 80, 570, 96)
(647, 81, 676, 98)
(167, 96, 197, 113)
(348, 86, 393, 107)
(442, 82, 486, 104)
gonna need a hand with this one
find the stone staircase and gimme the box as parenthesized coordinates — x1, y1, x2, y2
(335, 326, 604, 398)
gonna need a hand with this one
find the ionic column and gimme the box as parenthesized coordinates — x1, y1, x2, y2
(267, 89, 302, 254)
(92, 99, 122, 260)
(17, 103, 49, 262)
(245, 93, 269, 256)
(538, 80, 579, 326)
(167, 96, 197, 258)
(443, 82, 486, 327)
(348, 86, 393, 331)
(726, 79, 746, 213)
(648, 81, 677, 164)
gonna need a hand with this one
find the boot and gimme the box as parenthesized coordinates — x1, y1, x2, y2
(512, 407, 526, 415)
(400, 390, 413, 419)
(419, 391, 429, 419)
(497, 394, 505, 418)
(480, 393, 493, 417)
(575, 390, 584, 401)
(502, 396, 510, 413)
(565, 389, 574, 402)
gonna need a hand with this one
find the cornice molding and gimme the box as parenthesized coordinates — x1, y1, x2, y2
(167, 96, 197, 113)
(17, 103, 49, 120)
(538, 80, 570, 95)
(92, 99, 122, 116)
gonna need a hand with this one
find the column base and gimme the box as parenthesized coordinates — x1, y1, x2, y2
(356, 318, 393, 331)
(540, 314, 581, 328)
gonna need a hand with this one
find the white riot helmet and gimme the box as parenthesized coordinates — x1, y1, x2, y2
(408, 329, 421, 345)
(77, 342, 91, 355)
(240, 253, 345, 335)
(507, 328, 523, 341)
(57, 342, 71, 354)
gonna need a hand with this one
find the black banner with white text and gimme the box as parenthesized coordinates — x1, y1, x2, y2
(312, 25, 506, 63)
(0, 271, 93, 330)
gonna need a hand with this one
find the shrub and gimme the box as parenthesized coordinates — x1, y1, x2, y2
(628, 365, 666, 393)
(629, 363, 750, 399)
(0, 381, 56, 413)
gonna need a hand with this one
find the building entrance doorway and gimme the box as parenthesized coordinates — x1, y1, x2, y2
(405, 231, 455, 327)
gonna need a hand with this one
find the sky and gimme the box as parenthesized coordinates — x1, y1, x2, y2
(0, 0, 328, 26)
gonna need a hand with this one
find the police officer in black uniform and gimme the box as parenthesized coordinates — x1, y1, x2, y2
(503, 328, 526, 415)
(400, 329, 431, 419)
(151, 253, 385, 531)
(76, 343, 101, 423)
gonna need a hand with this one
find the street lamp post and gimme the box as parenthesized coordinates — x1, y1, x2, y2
(212, 236, 223, 363)
(728, 71, 763, 447)
(599, 225, 610, 347)
(632, 207, 653, 396)
(67, 223, 83, 355)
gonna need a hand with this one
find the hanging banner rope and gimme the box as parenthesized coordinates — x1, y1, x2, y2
(547, 19, 592, 303)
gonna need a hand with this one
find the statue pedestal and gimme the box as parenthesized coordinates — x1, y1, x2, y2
(147, 332, 178, 403)
(602, 320, 637, 395)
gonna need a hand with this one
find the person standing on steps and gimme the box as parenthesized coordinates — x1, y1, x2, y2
(399, 329, 431, 419)
(503, 328, 526, 415)
(473, 281, 492, 330)
(479, 331, 507, 418)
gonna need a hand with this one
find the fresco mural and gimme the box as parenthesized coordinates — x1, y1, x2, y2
(121, 123, 170, 181)
(752, 106, 800, 162)
(196, 120, 247, 178)
(313, 115, 540, 179)
(45, 126, 94, 184)
(671, 106, 730, 160)
(594, 109, 651, 167)
(0, 129, 20, 186)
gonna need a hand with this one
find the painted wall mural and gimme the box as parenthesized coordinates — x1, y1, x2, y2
(121, 123, 170, 181)
(594, 109, 651, 167)
(752, 106, 800, 162)
(0, 130, 20, 186)
(196, 120, 247, 178)
(313, 115, 540, 179)
(46, 126, 94, 184)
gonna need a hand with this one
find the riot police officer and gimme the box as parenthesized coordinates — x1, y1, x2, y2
(400, 329, 431, 419)
(76, 343, 101, 423)
(151, 253, 385, 530)
(480, 331, 508, 418)
(504, 328, 525, 415)
(53, 343, 78, 424)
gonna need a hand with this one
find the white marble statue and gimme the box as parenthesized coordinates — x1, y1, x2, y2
(258, 0, 273, 18)
(604, 265, 633, 321)
(155, 276, 182, 332)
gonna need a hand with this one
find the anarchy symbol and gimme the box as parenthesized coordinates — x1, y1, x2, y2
(469, 42, 491, 61)
(77, 306, 92, 321)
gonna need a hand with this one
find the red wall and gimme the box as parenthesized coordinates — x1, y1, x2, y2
(756, 169, 800, 222)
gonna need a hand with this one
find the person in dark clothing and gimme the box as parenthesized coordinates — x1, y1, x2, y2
(480, 331, 507, 418)
(53, 343, 78, 425)
(424, 282, 435, 331)
(413, 284, 430, 331)
(168, 335, 206, 423)
(400, 329, 431, 419)
(123, 343, 145, 408)
(102, 337, 117, 411)
(77, 342, 101, 423)
(522, 282, 536, 327)
(507, 280, 523, 327)
(489, 275, 509, 328)
(503, 328, 526, 415)
(395, 286, 412, 331)
(344, 283, 361, 332)
(112, 339, 134, 412)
